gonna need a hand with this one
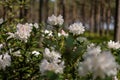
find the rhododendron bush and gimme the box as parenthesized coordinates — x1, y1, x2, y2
(0, 15, 120, 80)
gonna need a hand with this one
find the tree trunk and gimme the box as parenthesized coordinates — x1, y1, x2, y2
(106, 1, 111, 36)
(81, 1, 86, 26)
(39, 0, 43, 23)
(3, 5, 6, 20)
(23, 0, 28, 21)
(90, 1, 95, 34)
(94, 0, 101, 35)
(60, 0, 69, 25)
(19, 0, 24, 19)
(72, 1, 77, 22)
(114, 0, 120, 41)
(54, 0, 57, 16)
(100, 0, 106, 36)
(44, 0, 49, 22)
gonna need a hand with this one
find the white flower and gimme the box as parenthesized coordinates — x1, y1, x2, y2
(48, 15, 56, 25)
(39, 59, 50, 74)
(78, 47, 119, 79)
(0, 53, 11, 70)
(48, 14, 64, 26)
(42, 30, 53, 38)
(54, 61, 65, 73)
(32, 51, 40, 56)
(58, 30, 68, 37)
(29, 23, 33, 27)
(13, 50, 21, 57)
(43, 48, 61, 62)
(113, 76, 118, 80)
(34, 23, 39, 29)
(0, 44, 3, 51)
(15, 23, 32, 42)
(7, 23, 33, 42)
(0, 18, 3, 24)
(43, 48, 51, 58)
(40, 48, 65, 74)
(44, 30, 53, 37)
(108, 40, 120, 49)
(39, 59, 64, 74)
(7, 32, 15, 40)
(56, 15, 64, 25)
(95, 52, 118, 77)
(58, 33, 62, 37)
(83, 44, 101, 59)
(68, 23, 85, 35)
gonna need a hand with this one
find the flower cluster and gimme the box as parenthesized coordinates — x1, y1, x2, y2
(48, 15, 64, 26)
(39, 48, 65, 74)
(0, 18, 3, 24)
(32, 51, 40, 56)
(78, 44, 119, 79)
(0, 53, 11, 70)
(108, 40, 120, 49)
(113, 76, 118, 80)
(58, 30, 68, 37)
(7, 23, 33, 42)
(42, 29, 53, 37)
(0, 44, 3, 51)
(68, 22, 85, 35)
(29, 23, 39, 29)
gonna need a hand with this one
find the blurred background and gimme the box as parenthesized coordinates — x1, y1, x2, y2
(0, 0, 120, 43)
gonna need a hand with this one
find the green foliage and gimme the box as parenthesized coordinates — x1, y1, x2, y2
(0, 1, 119, 80)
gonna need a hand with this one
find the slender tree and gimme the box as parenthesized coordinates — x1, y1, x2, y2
(106, 0, 111, 36)
(39, 0, 43, 23)
(19, 0, 24, 19)
(94, 0, 101, 35)
(100, 0, 106, 36)
(58, 0, 69, 25)
(81, 0, 86, 26)
(54, 0, 57, 16)
(90, 1, 95, 34)
(72, 0, 77, 22)
(114, 0, 120, 41)
(44, 0, 49, 22)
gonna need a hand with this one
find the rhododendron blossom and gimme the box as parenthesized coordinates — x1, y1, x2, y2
(32, 51, 40, 56)
(108, 40, 120, 49)
(78, 45, 119, 79)
(58, 30, 68, 37)
(48, 15, 64, 26)
(7, 23, 33, 42)
(68, 22, 85, 35)
(0, 18, 3, 24)
(15, 23, 32, 42)
(0, 53, 11, 70)
(39, 48, 65, 74)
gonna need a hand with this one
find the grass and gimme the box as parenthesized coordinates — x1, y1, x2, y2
(83, 31, 114, 43)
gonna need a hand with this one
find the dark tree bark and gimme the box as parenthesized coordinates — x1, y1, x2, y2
(72, 1, 77, 22)
(114, 0, 120, 41)
(81, 1, 86, 26)
(59, 0, 68, 25)
(100, 0, 107, 36)
(39, 0, 48, 23)
(90, 1, 95, 34)
(94, 0, 101, 35)
(19, 0, 24, 19)
(3, 5, 6, 20)
(106, 0, 111, 36)
(23, 0, 28, 21)
(44, 0, 49, 22)
(39, 0, 43, 23)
